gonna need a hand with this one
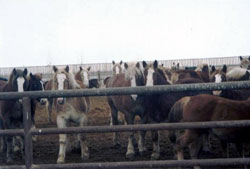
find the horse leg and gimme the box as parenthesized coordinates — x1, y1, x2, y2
(151, 130, 160, 160)
(125, 113, 136, 159)
(77, 114, 89, 161)
(176, 130, 201, 169)
(108, 99, 120, 147)
(188, 134, 203, 169)
(46, 99, 53, 123)
(56, 115, 67, 164)
(138, 116, 148, 156)
(221, 141, 229, 158)
(6, 136, 14, 163)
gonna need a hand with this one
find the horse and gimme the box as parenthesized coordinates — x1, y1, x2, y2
(226, 67, 250, 81)
(141, 60, 211, 160)
(105, 62, 146, 159)
(74, 66, 91, 88)
(168, 94, 250, 169)
(89, 79, 100, 88)
(239, 56, 250, 69)
(51, 65, 90, 163)
(0, 68, 29, 163)
(112, 60, 123, 75)
(168, 64, 210, 84)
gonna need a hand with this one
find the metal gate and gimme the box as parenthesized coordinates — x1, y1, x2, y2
(1, 81, 250, 169)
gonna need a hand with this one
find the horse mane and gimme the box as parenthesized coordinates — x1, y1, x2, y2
(157, 66, 172, 84)
(65, 70, 80, 89)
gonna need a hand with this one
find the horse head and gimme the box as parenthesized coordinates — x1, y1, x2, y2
(210, 65, 227, 96)
(143, 60, 171, 86)
(29, 73, 47, 105)
(123, 62, 144, 100)
(112, 60, 123, 75)
(239, 56, 250, 70)
(78, 66, 91, 88)
(52, 65, 80, 105)
(8, 68, 29, 103)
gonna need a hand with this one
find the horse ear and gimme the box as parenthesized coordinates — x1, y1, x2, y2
(153, 60, 158, 69)
(65, 65, 69, 73)
(222, 65, 227, 73)
(30, 73, 34, 79)
(124, 63, 128, 69)
(12, 68, 17, 75)
(112, 61, 115, 65)
(136, 62, 140, 68)
(120, 61, 123, 65)
(87, 66, 91, 71)
(211, 65, 216, 73)
(239, 56, 243, 61)
(142, 61, 147, 68)
(23, 68, 28, 76)
(80, 66, 83, 71)
(53, 66, 58, 72)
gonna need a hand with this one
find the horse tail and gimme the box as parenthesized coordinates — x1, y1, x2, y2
(168, 96, 190, 143)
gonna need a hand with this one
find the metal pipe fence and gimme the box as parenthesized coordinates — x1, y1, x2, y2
(0, 81, 250, 169)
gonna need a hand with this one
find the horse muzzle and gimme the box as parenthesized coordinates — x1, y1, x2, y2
(40, 98, 47, 105)
(57, 98, 65, 105)
(212, 90, 222, 96)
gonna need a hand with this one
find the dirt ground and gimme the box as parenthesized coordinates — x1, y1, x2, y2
(0, 96, 249, 168)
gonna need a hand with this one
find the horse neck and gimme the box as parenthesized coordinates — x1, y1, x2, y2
(74, 71, 82, 81)
(67, 72, 80, 89)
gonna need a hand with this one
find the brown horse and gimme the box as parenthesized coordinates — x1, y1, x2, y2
(44, 79, 53, 123)
(106, 62, 145, 159)
(168, 94, 250, 169)
(0, 68, 29, 163)
(112, 60, 123, 75)
(169, 63, 210, 84)
(74, 66, 91, 88)
(141, 60, 211, 160)
(51, 65, 90, 163)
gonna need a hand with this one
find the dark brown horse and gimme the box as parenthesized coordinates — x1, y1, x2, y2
(141, 60, 211, 160)
(0, 68, 29, 163)
(106, 62, 145, 159)
(168, 94, 250, 169)
(51, 65, 90, 163)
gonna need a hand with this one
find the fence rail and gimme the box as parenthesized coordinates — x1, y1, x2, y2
(0, 81, 250, 169)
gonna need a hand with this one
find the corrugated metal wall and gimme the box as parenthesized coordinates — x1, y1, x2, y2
(0, 55, 247, 78)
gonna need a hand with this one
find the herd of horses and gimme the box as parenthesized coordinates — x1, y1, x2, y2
(0, 56, 250, 168)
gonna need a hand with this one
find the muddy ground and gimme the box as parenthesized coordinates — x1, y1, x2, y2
(0, 96, 249, 169)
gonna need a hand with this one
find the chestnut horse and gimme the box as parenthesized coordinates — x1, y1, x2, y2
(74, 66, 91, 88)
(106, 62, 145, 159)
(168, 94, 250, 169)
(51, 65, 90, 163)
(0, 68, 29, 163)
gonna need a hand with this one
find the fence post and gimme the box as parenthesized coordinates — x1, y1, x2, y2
(22, 97, 33, 169)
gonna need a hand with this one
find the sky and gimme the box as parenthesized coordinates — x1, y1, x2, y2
(0, 0, 250, 68)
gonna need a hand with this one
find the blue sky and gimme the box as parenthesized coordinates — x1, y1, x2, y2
(0, 0, 250, 67)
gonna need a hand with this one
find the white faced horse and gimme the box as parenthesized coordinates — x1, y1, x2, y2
(52, 65, 90, 163)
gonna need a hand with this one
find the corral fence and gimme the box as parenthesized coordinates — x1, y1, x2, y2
(1, 81, 250, 169)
